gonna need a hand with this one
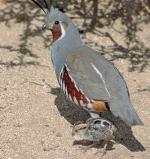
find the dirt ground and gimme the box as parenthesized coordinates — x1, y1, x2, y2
(0, 1, 150, 159)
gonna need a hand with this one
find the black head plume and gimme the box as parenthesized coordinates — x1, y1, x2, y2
(43, 0, 49, 10)
(31, 0, 65, 13)
(31, 0, 48, 14)
(55, 4, 65, 13)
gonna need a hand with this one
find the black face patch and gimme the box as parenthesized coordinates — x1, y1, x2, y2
(103, 121, 110, 127)
(79, 126, 87, 130)
(94, 120, 101, 125)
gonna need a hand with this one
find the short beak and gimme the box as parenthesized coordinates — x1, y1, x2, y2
(42, 23, 53, 31)
(42, 24, 47, 30)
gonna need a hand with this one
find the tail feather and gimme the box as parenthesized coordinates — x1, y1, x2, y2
(110, 100, 143, 126)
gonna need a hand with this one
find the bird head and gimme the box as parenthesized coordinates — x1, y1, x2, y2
(43, 6, 73, 42)
(72, 123, 89, 141)
(31, 0, 77, 43)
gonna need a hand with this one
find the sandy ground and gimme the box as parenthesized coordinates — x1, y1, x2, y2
(0, 1, 150, 159)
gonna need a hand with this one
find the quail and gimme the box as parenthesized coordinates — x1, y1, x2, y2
(72, 117, 117, 155)
(31, 0, 143, 126)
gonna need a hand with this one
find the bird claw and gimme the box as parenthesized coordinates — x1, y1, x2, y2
(94, 148, 107, 158)
(77, 141, 99, 153)
(78, 145, 91, 153)
(76, 141, 107, 157)
(76, 141, 97, 153)
(94, 143, 107, 158)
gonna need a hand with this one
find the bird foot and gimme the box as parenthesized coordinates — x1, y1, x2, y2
(94, 142, 107, 158)
(89, 112, 100, 118)
(78, 141, 100, 153)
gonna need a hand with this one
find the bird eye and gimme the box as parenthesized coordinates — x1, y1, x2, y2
(54, 21, 59, 25)
(94, 120, 101, 125)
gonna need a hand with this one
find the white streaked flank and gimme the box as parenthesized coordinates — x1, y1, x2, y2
(65, 87, 69, 98)
(62, 81, 66, 92)
(73, 97, 79, 105)
(87, 103, 93, 109)
(59, 66, 64, 85)
(69, 94, 73, 101)
(80, 100, 86, 107)
(80, 89, 90, 102)
(91, 63, 111, 98)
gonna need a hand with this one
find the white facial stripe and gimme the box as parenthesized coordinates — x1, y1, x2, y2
(91, 63, 111, 98)
(57, 22, 66, 41)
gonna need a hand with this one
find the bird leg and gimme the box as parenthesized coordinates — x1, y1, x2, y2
(78, 140, 108, 157)
(90, 112, 100, 118)
(79, 141, 100, 152)
(94, 140, 108, 157)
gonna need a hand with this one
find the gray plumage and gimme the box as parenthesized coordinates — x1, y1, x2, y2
(65, 46, 143, 126)
(32, 5, 143, 126)
(48, 7, 143, 126)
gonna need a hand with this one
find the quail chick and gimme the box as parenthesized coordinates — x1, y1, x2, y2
(72, 118, 117, 155)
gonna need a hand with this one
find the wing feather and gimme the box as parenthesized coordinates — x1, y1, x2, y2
(65, 45, 143, 126)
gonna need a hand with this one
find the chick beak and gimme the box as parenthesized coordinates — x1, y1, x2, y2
(72, 131, 75, 136)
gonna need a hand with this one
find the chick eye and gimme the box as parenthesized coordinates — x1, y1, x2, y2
(54, 21, 59, 25)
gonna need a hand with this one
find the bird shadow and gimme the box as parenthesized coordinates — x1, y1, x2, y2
(50, 87, 90, 124)
(73, 140, 115, 152)
(101, 112, 145, 152)
(50, 87, 145, 152)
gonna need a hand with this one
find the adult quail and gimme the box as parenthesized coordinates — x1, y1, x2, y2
(31, 1, 143, 126)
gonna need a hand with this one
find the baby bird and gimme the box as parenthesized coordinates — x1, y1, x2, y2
(72, 118, 117, 155)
